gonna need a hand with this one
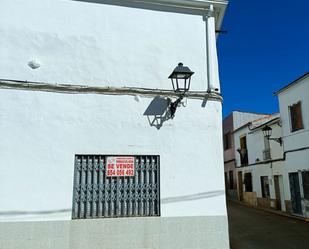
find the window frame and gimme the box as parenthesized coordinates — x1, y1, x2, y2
(289, 101, 304, 132)
(244, 172, 253, 192)
(260, 176, 270, 198)
(239, 135, 249, 166)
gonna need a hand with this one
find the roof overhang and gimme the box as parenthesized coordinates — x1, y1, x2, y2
(73, 0, 229, 30)
(274, 72, 309, 96)
(248, 117, 281, 134)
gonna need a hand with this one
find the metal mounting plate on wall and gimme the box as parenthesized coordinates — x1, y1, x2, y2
(72, 155, 160, 219)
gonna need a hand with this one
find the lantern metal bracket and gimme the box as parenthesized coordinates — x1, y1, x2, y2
(268, 137, 283, 146)
(262, 125, 283, 146)
(169, 95, 184, 119)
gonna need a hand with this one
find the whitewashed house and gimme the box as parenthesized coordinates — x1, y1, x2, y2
(233, 114, 286, 210)
(275, 72, 309, 217)
(0, 0, 229, 248)
(223, 111, 269, 200)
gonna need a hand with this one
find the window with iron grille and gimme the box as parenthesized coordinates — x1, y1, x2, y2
(289, 102, 304, 132)
(72, 155, 160, 219)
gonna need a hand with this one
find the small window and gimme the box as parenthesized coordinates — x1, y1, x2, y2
(302, 171, 309, 200)
(224, 132, 232, 150)
(244, 172, 252, 192)
(289, 102, 304, 132)
(260, 176, 270, 198)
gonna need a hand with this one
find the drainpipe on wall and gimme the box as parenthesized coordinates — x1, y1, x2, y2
(205, 4, 220, 93)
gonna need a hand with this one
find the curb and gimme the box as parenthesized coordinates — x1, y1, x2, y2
(227, 199, 309, 223)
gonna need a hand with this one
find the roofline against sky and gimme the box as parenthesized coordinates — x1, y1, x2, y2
(274, 71, 309, 96)
(232, 115, 280, 134)
(223, 110, 270, 121)
(73, 0, 228, 30)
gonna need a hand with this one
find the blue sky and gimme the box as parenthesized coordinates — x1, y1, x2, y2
(218, 0, 309, 117)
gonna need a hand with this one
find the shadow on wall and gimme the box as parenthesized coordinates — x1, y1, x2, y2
(161, 190, 225, 204)
(143, 96, 172, 130)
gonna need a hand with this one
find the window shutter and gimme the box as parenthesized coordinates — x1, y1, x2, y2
(295, 102, 303, 130)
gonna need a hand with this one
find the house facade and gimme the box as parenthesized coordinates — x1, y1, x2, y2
(230, 72, 309, 218)
(223, 111, 268, 200)
(0, 0, 229, 248)
(234, 114, 285, 210)
(276, 72, 309, 217)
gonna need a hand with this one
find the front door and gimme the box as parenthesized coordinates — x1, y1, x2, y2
(274, 175, 281, 210)
(238, 171, 243, 201)
(289, 172, 302, 215)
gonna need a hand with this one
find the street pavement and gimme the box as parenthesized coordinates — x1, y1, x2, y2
(227, 200, 309, 249)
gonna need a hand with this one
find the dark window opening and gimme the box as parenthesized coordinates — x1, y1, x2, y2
(244, 172, 253, 192)
(289, 102, 304, 132)
(224, 132, 232, 150)
(240, 136, 249, 166)
(260, 176, 270, 198)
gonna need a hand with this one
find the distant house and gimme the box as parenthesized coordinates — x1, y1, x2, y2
(275, 72, 309, 217)
(229, 72, 309, 219)
(233, 114, 285, 210)
(223, 111, 268, 200)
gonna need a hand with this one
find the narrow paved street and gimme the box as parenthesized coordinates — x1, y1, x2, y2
(228, 201, 309, 249)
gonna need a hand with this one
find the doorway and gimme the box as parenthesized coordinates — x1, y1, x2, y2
(289, 172, 302, 215)
(274, 175, 282, 210)
(238, 171, 243, 201)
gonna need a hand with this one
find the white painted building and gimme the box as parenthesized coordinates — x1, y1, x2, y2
(0, 0, 229, 248)
(223, 111, 269, 200)
(275, 72, 309, 217)
(233, 114, 286, 210)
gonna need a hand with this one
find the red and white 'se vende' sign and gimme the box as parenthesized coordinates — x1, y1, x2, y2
(106, 156, 135, 177)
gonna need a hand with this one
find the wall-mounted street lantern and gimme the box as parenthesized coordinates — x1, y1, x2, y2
(168, 63, 194, 118)
(262, 125, 283, 146)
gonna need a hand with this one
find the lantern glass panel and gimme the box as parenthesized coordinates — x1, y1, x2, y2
(169, 63, 194, 93)
(262, 126, 272, 138)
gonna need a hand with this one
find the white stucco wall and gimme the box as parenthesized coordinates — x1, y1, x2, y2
(0, 1, 229, 247)
(0, 0, 227, 225)
(0, 89, 226, 221)
(237, 161, 283, 200)
(234, 123, 283, 167)
(234, 123, 284, 202)
(278, 75, 309, 159)
(0, 0, 213, 91)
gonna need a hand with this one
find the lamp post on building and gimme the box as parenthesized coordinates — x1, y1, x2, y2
(262, 125, 283, 146)
(168, 62, 194, 118)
